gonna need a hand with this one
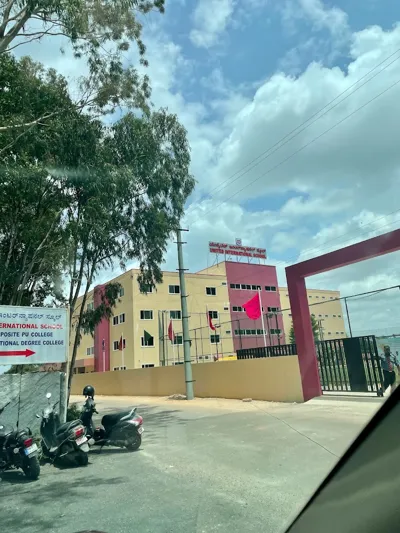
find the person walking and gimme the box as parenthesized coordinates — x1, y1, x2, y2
(380, 345, 400, 395)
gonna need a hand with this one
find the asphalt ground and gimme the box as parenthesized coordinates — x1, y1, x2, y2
(0, 396, 382, 533)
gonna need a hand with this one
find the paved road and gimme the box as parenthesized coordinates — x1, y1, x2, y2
(0, 397, 380, 533)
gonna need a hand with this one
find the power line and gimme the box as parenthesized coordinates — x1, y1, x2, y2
(205, 49, 400, 200)
(187, 214, 400, 300)
(202, 77, 400, 217)
(174, 284, 400, 335)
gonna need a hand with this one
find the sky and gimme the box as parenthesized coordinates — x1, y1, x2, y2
(13, 0, 400, 336)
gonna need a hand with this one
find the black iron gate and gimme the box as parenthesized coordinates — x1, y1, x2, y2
(316, 335, 383, 393)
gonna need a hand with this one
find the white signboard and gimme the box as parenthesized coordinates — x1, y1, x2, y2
(0, 305, 68, 365)
(209, 241, 267, 259)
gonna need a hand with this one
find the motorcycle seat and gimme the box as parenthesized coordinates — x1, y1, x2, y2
(102, 408, 136, 428)
(56, 419, 81, 435)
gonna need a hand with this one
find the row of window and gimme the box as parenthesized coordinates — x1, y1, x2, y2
(311, 313, 342, 318)
(230, 284, 277, 292)
(113, 313, 126, 325)
(285, 293, 336, 300)
(112, 364, 156, 370)
(232, 306, 280, 313)
(234, 329, 282, 336)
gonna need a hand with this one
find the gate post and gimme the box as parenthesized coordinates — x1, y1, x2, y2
(287, 273, 322, 401)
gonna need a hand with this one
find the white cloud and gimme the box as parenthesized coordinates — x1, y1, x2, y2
(17, 11, 400, 333)
(281, 0, 349, 40)
(190, 0, 235, 48)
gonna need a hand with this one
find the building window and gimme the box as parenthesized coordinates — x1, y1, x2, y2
(141, 335, 154, 347)
(87, 302, 94, 311)
(206, 287, 216, 296)
(173, 335, 183, 345)
(311, 313, 315, 317)
(119, 287, 125, 297)
(325, 315, 328, 318)
(210, 334, 220, 344)
(140, 283, 153, 294)
(316, 296, 319, 299)
(170, 310, 181, 320)
(113, 366, 126, 371)
(169, 285, 180, 294)
(318, 314, 322, 317)
(268, 306, 280, 313)
(328, 332, 332, 335)
(224, 306, 229, 311)
(234, 329, 265, 336)
(338, 314, 342, 318)
(113, 316, 119, 326)
(86, 347, 94, 356)
(208, 310, 218, 319)
(222, 282, 227, 286)
(336, 332, 339, 335)
(309, 296, 313, 299)
(226, 330, 231, 334)
(113, 339, 125, 351)
(140, 310, 153, 320)
(322, 296, 326, 299)
(232, 306, 243, 312)
(142, 364, 155, 368)
(174, 361, 184, 365)
(288, 313, 292, 317)
(333, 314, 337, 317)
(119, 313, 125, 324)
(270, 329, 281, 335)
(265, 286, 276, 292)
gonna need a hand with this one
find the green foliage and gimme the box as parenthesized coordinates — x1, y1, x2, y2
(80, 282, 122, 337)
(289, 315, 320, 344)
(0, 1, 166, 133)
(66, 402, 81, 421)
(4, 365, 40, 374)
(0, 48, 195, 399)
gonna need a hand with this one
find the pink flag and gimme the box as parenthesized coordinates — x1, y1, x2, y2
(243, 294, 261, 320)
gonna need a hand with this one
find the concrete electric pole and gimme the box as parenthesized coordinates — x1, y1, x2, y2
(176, 228, 194, 400)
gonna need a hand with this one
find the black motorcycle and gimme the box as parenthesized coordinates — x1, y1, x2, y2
(38, 392, 89, 466)
(80, 397, 143, 451)
(0, 403, 40, 480)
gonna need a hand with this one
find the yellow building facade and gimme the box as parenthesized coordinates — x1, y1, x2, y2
(279, 287, 347, 341)
(71, 268, 234, 372)
(70, 263, 346, 373)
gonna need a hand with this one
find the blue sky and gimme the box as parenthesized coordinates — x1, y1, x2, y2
(16, 0, 400, 334)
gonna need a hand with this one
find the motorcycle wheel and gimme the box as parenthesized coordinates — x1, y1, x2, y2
(22, 456, 40, 480)
(126, 434, 141, 451)
(76, 452, 89, 466)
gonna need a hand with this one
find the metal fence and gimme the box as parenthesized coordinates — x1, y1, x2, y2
(237, 343, 297, 359)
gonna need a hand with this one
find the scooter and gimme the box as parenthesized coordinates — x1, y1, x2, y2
(38, 392, 89, 466)
(0, 403, 40, 480)
(80, 396, 143, 451)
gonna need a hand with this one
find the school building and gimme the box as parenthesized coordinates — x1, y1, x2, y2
(70, 261, 346, 373)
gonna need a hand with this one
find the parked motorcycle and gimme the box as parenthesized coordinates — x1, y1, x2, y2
(80, 391, 143, 451)
(38, 392, 89, 466)
(0, 404, 40, 480)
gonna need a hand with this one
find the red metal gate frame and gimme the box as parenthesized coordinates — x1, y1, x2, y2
(286, 229, 400, 401)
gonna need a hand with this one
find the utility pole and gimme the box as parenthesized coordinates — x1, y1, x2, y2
(176, 228, 194, 400)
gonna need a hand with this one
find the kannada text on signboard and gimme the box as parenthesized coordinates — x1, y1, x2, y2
(209, 241, 267, 259)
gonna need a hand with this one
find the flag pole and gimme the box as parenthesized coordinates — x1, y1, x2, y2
(172, 336, 176, 365)
(122, 332, 125, 369)
(258, 289, 267, 348)
(206, 305, 213, 360)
